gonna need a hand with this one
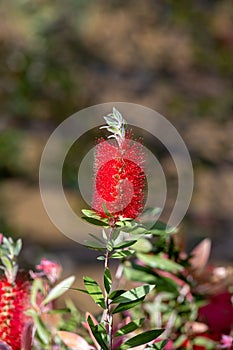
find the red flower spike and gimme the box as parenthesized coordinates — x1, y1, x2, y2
(92, 134, 146, 220)
(0, 277, 30, 350)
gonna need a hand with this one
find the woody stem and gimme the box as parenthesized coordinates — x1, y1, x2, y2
(103, 226, 114, 350)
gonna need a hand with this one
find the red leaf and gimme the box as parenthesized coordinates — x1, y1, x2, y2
(21, 321, 34, 350)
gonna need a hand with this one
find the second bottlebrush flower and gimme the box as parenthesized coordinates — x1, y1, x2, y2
(92, 108, 146, 220)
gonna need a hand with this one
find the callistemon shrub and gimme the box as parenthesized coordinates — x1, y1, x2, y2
(0, 236, 30, 350)
(92, 114, 146, 219)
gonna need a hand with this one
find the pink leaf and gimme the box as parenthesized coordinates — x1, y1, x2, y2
(190, 238, 211, 272)
(0, 342, 13, 350)
(57, 331, 91, 350)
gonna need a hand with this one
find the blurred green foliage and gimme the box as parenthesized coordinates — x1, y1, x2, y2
(0, 0, 232, 125)
(0, 130, 25, 178)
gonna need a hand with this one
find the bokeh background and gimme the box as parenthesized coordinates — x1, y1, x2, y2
(0, 0, 232, 291)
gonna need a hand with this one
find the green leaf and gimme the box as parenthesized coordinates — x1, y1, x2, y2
(111, 228, 121, 241)
(114, 240, 137, 249)
(2, 237, 12, 251)
(83, 276, 105, 308)
(174, 335, 188, 348)
(97, 255, 105, 261)
(81, 209, 101, 219)
(111, 285, 155, 304)
(193, 337, 216, 349)
(71, 287, 89, 294)
(131, 238, 152, 253)
(113, 107, 124, 123)
(31, 278, 45, 307)
(107, 126, 119, 133)
(115, 318, 145, 336)
(137, 253, 183, 272)
(120, 213, 175, 236)
(47, 308, 71, 314)
(104, 267, 112, 294)
(109, 289, 126, 300)
(112, 297, 145, 314)
(102, 202, 111, 217)
(87, 316, 109, 350)
(115, 218, 134, 227)
(117, 329, 164, 350)
(42, 276, 75, 305)
(146, 340, 168, 349)
(102, 229, 108, 240)
(34, 314, 50, 345)
(111, 250, 134, 259)
(103, 116, 119, 127)
(119, 222, 148, 234)
(149, 221, 177, 235)
(107, 241, 114, 252)
(89, 233, 105, 244)
(1, 256, 12, 271)
(82, 240, 105, 251)
(14, 238, 22, 256)
(123, 264, 179, 294)
(82, 216, 109, 226)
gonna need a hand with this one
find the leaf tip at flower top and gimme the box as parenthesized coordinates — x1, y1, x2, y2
(92, 109, 146, 220)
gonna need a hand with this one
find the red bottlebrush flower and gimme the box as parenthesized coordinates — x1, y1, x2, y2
(92, 134, 146, 220)
(0, 276, 30, 350)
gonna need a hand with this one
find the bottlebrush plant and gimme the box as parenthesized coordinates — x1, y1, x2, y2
(79, 108, 167, 349)
(0, 109, 232, 350)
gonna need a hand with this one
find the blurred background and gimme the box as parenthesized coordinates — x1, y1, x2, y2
(0, 0, 232, 294)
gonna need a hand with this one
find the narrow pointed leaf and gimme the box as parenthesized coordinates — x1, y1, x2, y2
(112, 297, 145, 314)
(97, 255, 105, 260)
(34, 314, 50, 345)
(89, 233, 105, 244)
(193, 336, 216, 349)
(14, 239, 22, 256)
(1, 257, 11, 271)
(81, 209, 102, 219)
(114, 240, 137, 249)
(117, 329, 164, 350)
(123, 264, 179, 294)
(111, 285, 155, 304)
(42, 276, 75, 305)
(104, 267, 112, 294)
(111, 250, 134, 259)
(82, 240, 105, 251)
(82, 217, 109, 227)
(137, 253, 183, 272)
(115, 318, 145, 336)
(71, 288, 89, 294)
(109, 289, 126, 300)
(84, 276, 105, 308)
(87, 316, 108, 350)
